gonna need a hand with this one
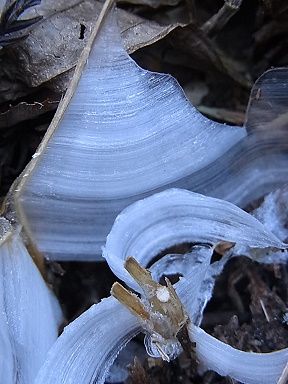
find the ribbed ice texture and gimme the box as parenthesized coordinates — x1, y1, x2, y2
(253, 186, 288, 242)
(13, 1, 288, 261)
(189, 324, 288, 384)
(150, 245, 213, 282)
(35, 188, 287, 384)
(104, 188, 285, 291)
(36, 297, 140, 384)
(16, 7, 246, 261)
(178, 67, 288, 206)
(0, 281, 15, 384)
(233, 186, 288, 264)
(0, 226, 60, 383)
(103, 187, 287, 383)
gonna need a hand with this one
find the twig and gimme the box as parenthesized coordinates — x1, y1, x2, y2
(201, 0, 243, 37)
(259, 298, 270, 322)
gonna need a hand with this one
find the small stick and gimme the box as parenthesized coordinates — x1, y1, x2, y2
(201, 0, 243, 37)
(259, 299, 270, 322)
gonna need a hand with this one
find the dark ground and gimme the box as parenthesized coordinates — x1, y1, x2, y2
(45, 252, 288, 383)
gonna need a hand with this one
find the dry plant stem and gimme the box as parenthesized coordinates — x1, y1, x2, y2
(125, 257, 157, 291)
(177, 322, 196, 359)
(25, 238, 46, 278)
(201, 0, 243, 37)
(0, 203, 46, 277)
(111, 257, 188, 355)
(214, 241, 235, 255)
(111, 282, 149, 320)
(124, 257, 187, 329)
(1, 179, 47, 278)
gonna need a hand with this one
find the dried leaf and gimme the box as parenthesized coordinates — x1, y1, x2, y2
(0, 93, 59, 129)
(197, 105, 245, 125)
(0, 0, 183, 101)
(0, 0, 42, 47)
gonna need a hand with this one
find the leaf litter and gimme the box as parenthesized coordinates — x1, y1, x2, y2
(1, 0, 288, 383)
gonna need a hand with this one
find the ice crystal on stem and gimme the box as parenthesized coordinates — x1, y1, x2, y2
(111, 256, 188, 361)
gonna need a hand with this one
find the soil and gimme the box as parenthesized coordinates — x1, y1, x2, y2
(127, 257, 288, 384)
(45, 254, 288, 384)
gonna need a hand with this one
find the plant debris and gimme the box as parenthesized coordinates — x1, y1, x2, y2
(127, 258, 288, 383)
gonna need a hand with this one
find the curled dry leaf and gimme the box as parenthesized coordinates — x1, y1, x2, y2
(168, 22, 251, 88)
(0, 0, 43, 48)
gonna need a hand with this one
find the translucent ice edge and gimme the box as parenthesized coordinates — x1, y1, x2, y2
(0, 220, 60, 384)
(34, 188, 287, 384)
(14, 5, 257, 261)
(189, 324, 288, 384)
(36, 297, 140, 384)
(15, 6, 288, 261)
(104, 188, 286, 291)
(35, 291, 288, 384)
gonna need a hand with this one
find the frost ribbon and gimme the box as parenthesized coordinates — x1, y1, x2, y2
(0, 218, 60, 383)
(104, 188, 285, 290)
(35, 189, 287, 384)
(13, 3, 288, 261)
(14, 3, 246, 261)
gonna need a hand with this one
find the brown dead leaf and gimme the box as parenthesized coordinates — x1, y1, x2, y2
(0, 0, 183, 101)
(0, 93, 59, 130)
